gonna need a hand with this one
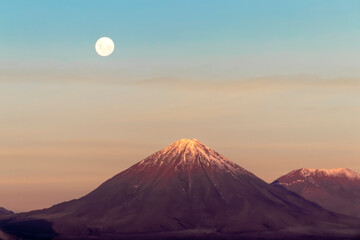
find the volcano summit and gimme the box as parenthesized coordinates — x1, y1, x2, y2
(1, 139, 359, 239)
(273, 168, 360, 218)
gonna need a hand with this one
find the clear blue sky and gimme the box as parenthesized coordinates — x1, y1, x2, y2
(1, 0, 360, 77)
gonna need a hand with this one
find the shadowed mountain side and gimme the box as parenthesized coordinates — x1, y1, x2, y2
(1, 140, 360, 239)
(0, 207, 13, 216)
(0, 218, 58, 240)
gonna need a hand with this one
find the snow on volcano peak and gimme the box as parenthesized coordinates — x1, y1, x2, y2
(136, 138, 252, 176)
(165, 138, 202, 154)
(299, 168, 360, 180)
(273, 167, 360, 218)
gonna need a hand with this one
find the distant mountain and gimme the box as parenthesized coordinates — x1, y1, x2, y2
(1, 140, 359, 239)
(0, 207, 13, 216)
(273, 168, 360, 218)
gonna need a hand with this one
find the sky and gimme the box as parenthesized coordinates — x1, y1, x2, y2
(1, 0, 360, 212)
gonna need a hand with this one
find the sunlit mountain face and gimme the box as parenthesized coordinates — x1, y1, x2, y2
(1, 139, 359, 240)
(273, 168, 360, 218)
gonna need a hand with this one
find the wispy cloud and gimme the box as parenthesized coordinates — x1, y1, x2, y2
(2, 63, 360, 93)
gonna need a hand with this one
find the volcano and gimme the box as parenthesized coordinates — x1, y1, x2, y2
(1, 139, 359, 239)
(273, 168, 360, 218)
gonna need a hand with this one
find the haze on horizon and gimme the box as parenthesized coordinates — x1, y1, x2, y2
(1, 0, 360, 212)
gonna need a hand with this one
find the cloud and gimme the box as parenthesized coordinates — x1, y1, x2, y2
(1, 63, 359, 93)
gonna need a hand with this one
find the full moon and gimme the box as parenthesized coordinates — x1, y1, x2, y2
(95, 37, 114, 56)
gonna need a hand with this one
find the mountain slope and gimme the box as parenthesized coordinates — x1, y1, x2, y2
(272, 168, 360, 218)
(1, 140, 359, 239)
(0, 207, 13, 216)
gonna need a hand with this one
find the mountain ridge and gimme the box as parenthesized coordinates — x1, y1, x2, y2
(273, 167, 360, 218)
(0, 207, 13, 216)
(1, 139, 360, 239)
